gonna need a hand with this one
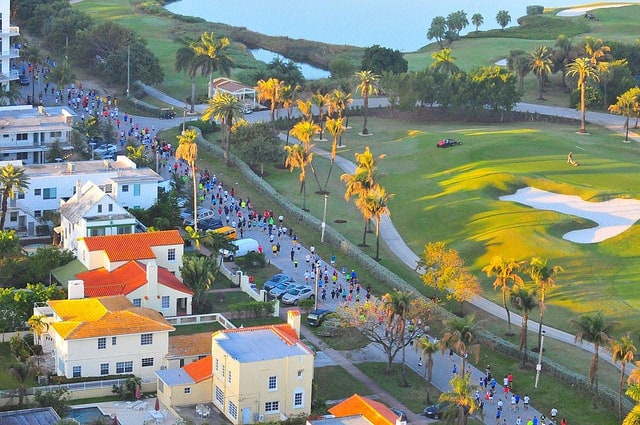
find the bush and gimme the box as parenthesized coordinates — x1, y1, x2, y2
(112, 376, 142, 400)
(228, 301, 275, 318)
(186, 120, 218, 136)
(237, 252, 266, 268)
(526, 5, 544, 15)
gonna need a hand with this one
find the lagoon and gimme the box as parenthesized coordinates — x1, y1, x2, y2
(166, 0, 640, 52)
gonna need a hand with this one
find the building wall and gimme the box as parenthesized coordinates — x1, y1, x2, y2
(157, 379, 211, 408)
(128, 284, 192, 317)
(150, 244, 184, 278)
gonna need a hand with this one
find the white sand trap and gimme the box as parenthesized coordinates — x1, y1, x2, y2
(499, 187, 640, 243)
(557, 3, 632, 17)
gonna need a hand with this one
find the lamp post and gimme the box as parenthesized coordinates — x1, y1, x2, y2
(534, 330, 546, 388)
(89, 142, 96, 160)
(314, 260, 320, 310)
(182, 107, 187, 134)
(321, 194, 328, 243)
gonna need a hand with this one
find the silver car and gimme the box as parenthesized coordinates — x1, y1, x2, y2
(281, 286, 315, 305)
(269, 282, 300, 300)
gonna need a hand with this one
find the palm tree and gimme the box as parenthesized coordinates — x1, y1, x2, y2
(496, 10, 511, 30)
(612, 334, 637, 419)
(297, 99, 313, 122)
(510, 286, 538, 367)
(584, 36, 611, 65)
(609, 87, 640, 142)
(471, 13, 483, 32)
(180, 256, 217, 313)
(310, 91, 329, 140)
(190, 32, 233, 99)
(281, 83, 298, 147)
(175, 41, 199, 113)
(10, 362, 32, 405)
(553, 34, 575, 90)
(49, 61, 75, 95)
(327, 89, 352, 119)
(416, 336, 440, 382)
(440, 315, 479, 374)
(0, 82, 22, 106)
(439, 373, 477, 425)
(323, 117, 346, 191)
(353, 70, 380, 135)
(202, 91, 244, 166)
(571, 312, 617, 395)
(256, 77, 285, 123)
(28, 314, 49, 346)
(530, 46, 552, 100)
(566, 57, 600, 133)
(528, 257, 563, 350)
(358, 183, 393, 261)
(0, 164, 30, 230)
(431, 48, 460, 75)
(284, 142, 313, 211)
(383, 290, 415, 384)
(482, 256, 523, 335)
(174, 129, 199, 232)
(625, 364, 640, 425)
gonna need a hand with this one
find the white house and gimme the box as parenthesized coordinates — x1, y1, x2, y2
(36, 295, 174, 381)
(0, 0, 20, 90)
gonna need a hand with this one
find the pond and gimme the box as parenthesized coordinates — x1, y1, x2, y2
(250, 48, 331, 80)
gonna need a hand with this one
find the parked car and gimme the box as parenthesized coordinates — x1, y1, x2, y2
(281, 285, 315, 305)
(268, 282, 299, 300)
(159, 108, 176, 119)
(264, 274, 296, 292)
(423, 402, 450, 419)
(183, 209, 216, 226)
(199, 218, 224, 231)
(179, 206, 210, 221)
(436, 138, 462, 148)
(243, 107, 253, 115)
(306, 309, 333, 326)
(94, 144, 118, 155)
(19, 74, 30, 86)
(219, 238, 259, 262)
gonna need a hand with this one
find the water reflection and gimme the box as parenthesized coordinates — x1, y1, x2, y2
(250, 48, 331, 81)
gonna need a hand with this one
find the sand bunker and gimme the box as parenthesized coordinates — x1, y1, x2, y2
(556, 3, 633, 17)
(499, 187, 640, 243)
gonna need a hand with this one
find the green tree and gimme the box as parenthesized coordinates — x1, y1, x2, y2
(507, 50, 531, 90)
(612, 334, 637, 419)
(175, 40, 200, 113)
(527, 257, 563, 350)
(256, 77, 285, 123)
(361, 44, 408, 75)
(439, 373, 477, 425)
(28, 314, 49, 347)
(233, 122, 282, 176)
(0, 164, 30, 230)
(440, 315, 480, 375)
(126, 144, 152, 168)
(566, 57, 600, 133)
(10, 362, 32, 405)
(0, 82, 23, 105)
(284, 143, 313, 211)
(383, 290, 416, 386)
(353, 70, 380, 135)
(289, 119, 323, 193)
(609, 87, 640, 142)
(264, 57, 305, 88)
(471, 13, 484, 32)
(496, 10, 511, 30)
(358, 184, 393, 261)
(482, 256, 523, 335)
(174, 129, 199, 232)
(509, 285, 538, 367)
(329, 57, 357, 80)
(323, 117, 346, 191)
(431, 48, 459, 75)
(446, 10, 468, 38)
(530, 46, 552, 100)
(202, 91, 244, 166)
(190, 32, 234, 99)
(624, 365, 640, 425)
(415, 336, 440, 382)
(310, 91, 330, 140)
(553, 34, 576, 90)
(0, 229, 19, 256)
(180, 256, 217, 314)
(35, 388, 70, 418)
(571, 312, 617, 396)
(49, 61, 76, 93)
(427, 16, 447, 49)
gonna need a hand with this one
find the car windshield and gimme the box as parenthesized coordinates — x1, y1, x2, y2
(287, 288, 302, 295)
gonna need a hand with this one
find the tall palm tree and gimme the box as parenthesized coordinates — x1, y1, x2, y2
(297, 99, 313, 122)
(310, 91, 330, 140)
(27, 314, 49, 346)
(530, 46, 552, 100)
(571, 311, 617, 396)
(383, 290, 415, 384)
(439, 373, 477, 425)
(280, 83, 298, 147)
(323, 117, 346, 191)
(584, 36, 611, 65)
(566, 57, 600, 133)
(174, 129, 199, 232)
(175, 41, 199, 113)
(625, 364, 640, 425)
(290, 120, 323, 193)
(440, 315, 479, 374)
(353, 70, 379, 135)
(180, 256, 217, 313)
(528, 257, 563, 350)
(416, 336, 440, 382)
(202, 91, 244, 166)
(284, 142, 313, 211)
(482, 256, 523, 335)
(256, 77, 285, 123)
(358, 183, 393, 261)
(431, 48, 460, 75)
(0, 82, 22, 106)
(190, 32, 234, 99)
(0, 164, 30, 230)
(471, 13, 483, 32)
(10, 362, 32, 405)
(612, 334, 637, 419)
(609, 87, 640, 142)
(327, 89, 352, 119)
(510, 286, 538, 367)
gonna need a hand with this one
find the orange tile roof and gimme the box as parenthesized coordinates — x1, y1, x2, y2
(328, 394, 397, 425)
(169, 332, 212, 358)
(76, 261, 193, 297)
(183, 355, 212, 383)
(81, 230, 183, 262)
(48, 295, 174, 340)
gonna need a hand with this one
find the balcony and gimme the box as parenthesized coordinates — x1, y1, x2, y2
(0, 26, 19, 38)
(0, 69, 19, 83)
(0, 48, 20, 60)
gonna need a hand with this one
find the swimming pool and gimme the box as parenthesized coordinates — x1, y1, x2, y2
(68, 406, 118, 424)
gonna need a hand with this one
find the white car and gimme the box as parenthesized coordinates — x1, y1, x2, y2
(94, 144, 117, 155)
(281, 285, 315, 305)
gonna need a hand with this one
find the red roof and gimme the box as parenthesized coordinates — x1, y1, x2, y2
(184, 355, 213, 383)
(328, 394, 398, 425)
(77, 261, 194, 297)
(81, 230, 183, 262)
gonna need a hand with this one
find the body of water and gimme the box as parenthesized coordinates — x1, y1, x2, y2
(250, 48, 331, 80)
(166, 0, 640, 52)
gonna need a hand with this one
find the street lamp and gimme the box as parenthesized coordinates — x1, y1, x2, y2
(314, 260, 320, 310)
(321, 194, 328, 243)
(534, 330, 546, 388)
(182, 107, 187, 134)
(89, 142, 96, 160)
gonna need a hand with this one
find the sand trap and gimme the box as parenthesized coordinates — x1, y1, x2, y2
(499, 187, 640, 243)
(556, 3, 632, 17)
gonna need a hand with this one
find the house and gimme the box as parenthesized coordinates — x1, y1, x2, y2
(156, 310, 314, 424)
(35, 295, 174, 380)
(305, 394, 406, 425)
(166, 332, 212, 369)
(212, 77, 256, 108)
(59, 181, 137, 251)
(0, 0, 20, 90)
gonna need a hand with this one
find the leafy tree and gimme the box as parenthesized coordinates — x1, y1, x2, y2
(496, 10, 511, 30)
(553, 34, 577, 90)
(383, 290, 416, 386)
(28, 314, 49, 347)
(111, 376, 141, 400)
(471, 13, 483, 32)
(0, 164, 30, 230)
(0, 229, 20, 256)
(439, 373, 477, 425)
(190, 32, 233, 99)
(357, 183, 393, 261)
(42, 7, 93, 54)
(527, 257, 563, 350)
(34, 388, 69, 417)
(256, 77, 285, 123)
(180, 256, 218, 314)
(0, 283, 64, 326)
(361, 44, 408, 75)
(446, 10, 469, 38)
(427, 16, 447, 49)
(327, 89, 352, 146)
(462, 66, 520, 115)
(10, 362, 32, 405)
(202, 91, 244, 166)
(0, 82, 23, 105)
(49, 61, 76, 93)
(612, 334, 637, 420)
(264, 57, 305, 88)
(530, 46, 552, 100)
(482, 256, 523, 335)
(566, 57, 600, 133)
(571, 311, 617, 396)
(233, 122, 282, 176)
(329, 56, 357, 80)
(353, 70, 380, 135)
(415, 336, 440, 382)
(175, 129, 199, 233)
(101, 41, 164, 86)
(507, 50, 531, 90)
(624, 362, 640, 425)
(126, 143, 152, 168)
(431, 48, 459, 75)
(609, 87, 640, 142)
(441, 315, 480, 375)
(510, 285, 537, 367)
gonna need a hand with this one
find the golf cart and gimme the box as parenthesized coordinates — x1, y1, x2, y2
(159, 108, 176, 119)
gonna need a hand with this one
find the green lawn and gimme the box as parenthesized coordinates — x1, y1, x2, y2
(314, 365, 372, 404)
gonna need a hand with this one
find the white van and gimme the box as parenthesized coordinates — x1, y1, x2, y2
(219, 238, 260, 262)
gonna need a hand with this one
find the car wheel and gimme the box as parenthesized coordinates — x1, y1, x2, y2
(293, 300, 298, 305)
(228, 255, 234, 262)
(310, 295, 315, 301)
(434, 413, 440, 419)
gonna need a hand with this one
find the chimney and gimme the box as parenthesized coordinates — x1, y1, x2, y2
(287, 309, 301, 337)
(68, 280, 85, 300)
(75, 180, 82, 200)
(146, 260, 158, 301)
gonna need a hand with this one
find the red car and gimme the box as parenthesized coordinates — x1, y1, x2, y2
(437, 138, 462, 148)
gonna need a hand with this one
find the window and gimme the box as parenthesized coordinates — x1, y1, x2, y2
(16, 152, 28, 160)
(297, 370, 303, 379)
(294, 390, 304, 408)
(43, 188, 56, 200)
(184, 387, 191, 394)
(112, 337, 117, 345)
(97, 205, 103, 213)
(17, 193, 24, 199)
(72, 366, 81, 378)
(16, 133, 27, 140)
(122, 184, 129, 193)
(222, 364, 225, 378)
(265, 401, 279, 413)
(215, 386, 224, 406)
(50, 131, 62, 138)
(100, 363, 109, 376)
(268, 376, 277, 390)
(133, 184, 141, 196)
(108, 203, 113, 212)
(158, 381, 164, 393)
(228, 370, 232, 384)
(98, 337, 106, 349)
(104, 184, 112, 194)
(34, 189, 41, 196)
(141, 333, 153, 345)
(161, 296, 170, 309)
(34, 210, 42, 218)
(116, 361, 133, 374)
(142, 358, 154, 367)
(167, 248, 176, 262)
(215, 358, 219, 372)
(133, 298, 141, 307)
(9, 212, 17, 222)
(228, 401, 238, 419)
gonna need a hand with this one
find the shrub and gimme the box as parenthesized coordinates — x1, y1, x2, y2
(526, 5, 544, 15)
(228, 301, 275, 318)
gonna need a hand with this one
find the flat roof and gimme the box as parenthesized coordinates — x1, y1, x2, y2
(215, 326, 312, 362)
(23, 157, 162, 182)
(0, 105, 74, 133)
(156, 368, 195, 386)
(0, 407, 61, 425)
